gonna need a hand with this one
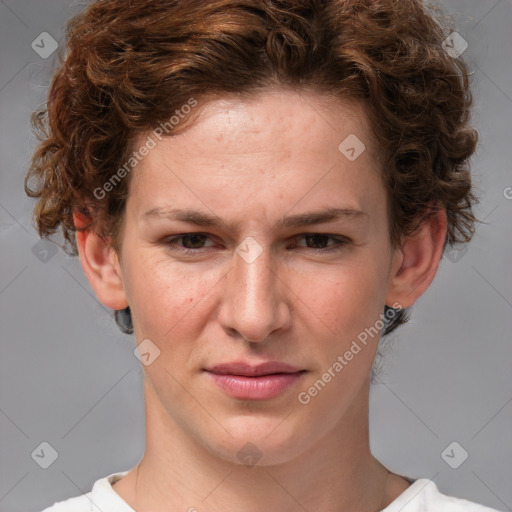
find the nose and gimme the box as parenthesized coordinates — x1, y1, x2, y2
(217, 241, 292, 343)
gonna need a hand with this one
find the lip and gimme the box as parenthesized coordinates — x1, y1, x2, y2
(204, 361, 306, 400)
(205, 361, 303, 377)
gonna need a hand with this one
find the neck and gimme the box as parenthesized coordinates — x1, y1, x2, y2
(114, 379, 404, 512)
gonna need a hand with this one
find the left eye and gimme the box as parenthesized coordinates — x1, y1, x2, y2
(162, 233, 349, 253)
(292, 233, 348, 251)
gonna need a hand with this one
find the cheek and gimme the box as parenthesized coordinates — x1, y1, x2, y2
(122, 251, 216, 336)
(292, 257, 387, 338)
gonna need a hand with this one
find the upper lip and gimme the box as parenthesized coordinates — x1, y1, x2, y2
(205, 361, 304, 377)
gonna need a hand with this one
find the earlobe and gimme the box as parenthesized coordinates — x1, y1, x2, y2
(385, 207, 448, 309)
(73, 211, 129, 310)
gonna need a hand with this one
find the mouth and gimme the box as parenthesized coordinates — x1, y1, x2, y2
(204, 361, 305, 377)
(204, 362, 307, 400)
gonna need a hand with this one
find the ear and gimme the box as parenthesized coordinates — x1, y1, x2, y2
(385, 206, 448, 309)
(73, 210, 129, 310)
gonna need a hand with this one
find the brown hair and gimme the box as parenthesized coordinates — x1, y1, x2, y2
(25, 0, 479, 336)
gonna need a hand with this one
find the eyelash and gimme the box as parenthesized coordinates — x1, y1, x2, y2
(161, 233, 350, 254)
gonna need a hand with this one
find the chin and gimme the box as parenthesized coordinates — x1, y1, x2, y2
(203, 418, 311, 467)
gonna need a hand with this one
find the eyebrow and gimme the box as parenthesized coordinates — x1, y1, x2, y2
(141, 206, 368, 231)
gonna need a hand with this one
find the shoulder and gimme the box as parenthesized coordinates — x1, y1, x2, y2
(39, 470, 132, 512)
(384, 478, 503, 512)
(40, 492, 96, 512)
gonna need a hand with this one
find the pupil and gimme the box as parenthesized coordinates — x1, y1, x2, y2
(184, 234, 205, 248)
(306, 234, 328, 248)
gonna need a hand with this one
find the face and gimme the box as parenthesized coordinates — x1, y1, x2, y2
(114, 88, 401, 465)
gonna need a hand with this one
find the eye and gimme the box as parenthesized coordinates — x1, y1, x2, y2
(291, 233, 349, 252)
(161, 233, 349, 254)
(163, 233, 213, 251)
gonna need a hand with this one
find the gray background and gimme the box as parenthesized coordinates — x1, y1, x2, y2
(0, 0, 511, 511)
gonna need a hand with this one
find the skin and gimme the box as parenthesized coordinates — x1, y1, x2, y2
(74, 88, 447, 511)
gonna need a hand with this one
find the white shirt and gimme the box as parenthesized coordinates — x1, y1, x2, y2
(40, 470, 503, 512)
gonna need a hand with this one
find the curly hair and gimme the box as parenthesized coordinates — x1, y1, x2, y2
(25, 0, 479, 336)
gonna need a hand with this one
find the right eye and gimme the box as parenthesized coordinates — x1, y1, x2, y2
(162, 233, 215, 252)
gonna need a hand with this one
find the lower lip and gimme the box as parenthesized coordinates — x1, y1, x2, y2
(206, 371, 305, 400)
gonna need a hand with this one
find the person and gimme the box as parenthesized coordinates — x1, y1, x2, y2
(25, 0, 501, 511)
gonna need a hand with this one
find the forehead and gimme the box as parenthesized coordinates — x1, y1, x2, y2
(126, 89, 385, 228)
(144, 89, 379, 160)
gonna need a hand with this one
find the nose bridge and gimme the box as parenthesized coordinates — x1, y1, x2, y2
(236, 244, 274, 305)
(221, 240, 287, 342)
